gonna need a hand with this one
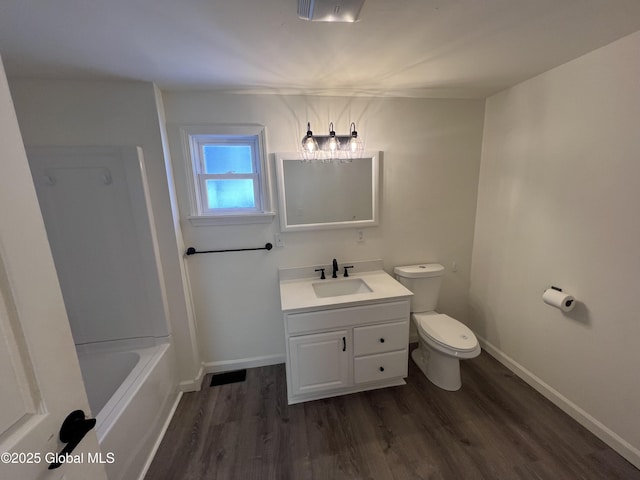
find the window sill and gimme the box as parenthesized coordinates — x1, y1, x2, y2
(187, 212, 276, 226)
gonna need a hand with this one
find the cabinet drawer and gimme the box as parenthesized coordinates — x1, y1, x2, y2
(354, 350, 408, 384)
(353, 320, 408, 356)
(286, 300, 409, 335)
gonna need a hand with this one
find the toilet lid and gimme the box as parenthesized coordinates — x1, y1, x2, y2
(415, 313, 478, 351)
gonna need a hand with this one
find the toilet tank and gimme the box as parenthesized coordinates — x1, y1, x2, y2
(393, 264, 445, 313)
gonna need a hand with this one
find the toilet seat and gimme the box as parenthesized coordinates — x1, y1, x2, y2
(413, 313, 479, 353)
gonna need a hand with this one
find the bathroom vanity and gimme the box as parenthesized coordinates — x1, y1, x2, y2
(279, 260, 413, 404)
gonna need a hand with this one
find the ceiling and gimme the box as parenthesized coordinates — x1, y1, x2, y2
(1, 0, 640, 98)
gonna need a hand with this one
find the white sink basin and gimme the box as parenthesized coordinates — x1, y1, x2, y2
(312, 278, 372, 298)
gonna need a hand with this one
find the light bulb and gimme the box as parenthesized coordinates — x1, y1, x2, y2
(347, 122, 363, 158)
(301, 122, 319, 161)
(327, 122, 340, 158)
(304, 137, 316, 152)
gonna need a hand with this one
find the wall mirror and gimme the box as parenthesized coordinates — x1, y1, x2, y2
(275, 152, 379, 231)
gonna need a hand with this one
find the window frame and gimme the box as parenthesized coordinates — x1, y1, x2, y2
(180, 124, 274, 226)
(195, 137, 262, 214)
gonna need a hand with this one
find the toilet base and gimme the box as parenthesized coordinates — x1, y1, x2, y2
(411, 345, 462, 391)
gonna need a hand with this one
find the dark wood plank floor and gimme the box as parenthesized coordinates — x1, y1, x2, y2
(145, 348, 640, 480)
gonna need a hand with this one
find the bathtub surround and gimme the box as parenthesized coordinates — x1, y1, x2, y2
(9, 79, 200, 386)
(28, 146, 169, 343)
(25, 143, 181, 480)
(470, 30, 640, 467)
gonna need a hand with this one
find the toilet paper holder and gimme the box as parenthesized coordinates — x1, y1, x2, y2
(541, 285, 564, 294)
(543, 285, 576, 311)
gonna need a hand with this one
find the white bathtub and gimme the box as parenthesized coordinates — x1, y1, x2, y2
(76, 338, 179, 480)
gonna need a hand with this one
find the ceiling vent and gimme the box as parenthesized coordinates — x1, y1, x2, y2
(297, 0, 365, 22)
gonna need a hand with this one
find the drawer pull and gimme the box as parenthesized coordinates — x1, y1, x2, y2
(342, 337, 346, 352)
(379, 366, 385, 372)
(379, 338, 385, 343)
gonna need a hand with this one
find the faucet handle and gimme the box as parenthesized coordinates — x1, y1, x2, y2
(343, 265, 354, 277)
(314, 268, 326, 280)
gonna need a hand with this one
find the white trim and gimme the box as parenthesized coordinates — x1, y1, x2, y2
(179, 124, 274, 225)
(136, 391, 183, 480)
(194, 136, 263, 214)
(178, 365, 205, 392)
(275, 151, 380, 232)
(202, 353, 285, 374)
(188, 211, 275, 226)
(477, 335, 640, 470)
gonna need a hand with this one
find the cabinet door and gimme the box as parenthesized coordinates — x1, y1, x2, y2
(289, 330, 349, 396)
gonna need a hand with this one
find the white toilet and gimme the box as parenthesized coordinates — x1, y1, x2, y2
(394, 263, 480, 391)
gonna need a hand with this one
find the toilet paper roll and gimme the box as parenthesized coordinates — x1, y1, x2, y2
(543, 288, 576, 312)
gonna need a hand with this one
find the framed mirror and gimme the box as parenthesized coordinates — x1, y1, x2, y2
(275, 152, 379, 231)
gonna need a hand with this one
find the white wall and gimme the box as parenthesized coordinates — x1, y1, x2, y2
(470, 31, 640, 466)
(162, 92, 485, 370)
(8, 80, 200, 385)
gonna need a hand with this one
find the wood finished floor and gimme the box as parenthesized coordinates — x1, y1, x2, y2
(145, 349, 640, 480)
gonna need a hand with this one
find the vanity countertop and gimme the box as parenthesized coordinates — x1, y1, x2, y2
(279, 260, 413, 313)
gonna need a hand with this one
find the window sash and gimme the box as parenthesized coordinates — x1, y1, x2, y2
(192, 136, 264, 215)
(197, 173, 262, 214)
(199, 142, 255, 174)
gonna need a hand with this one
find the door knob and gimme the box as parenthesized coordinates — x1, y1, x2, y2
(48, 410, 96, 469)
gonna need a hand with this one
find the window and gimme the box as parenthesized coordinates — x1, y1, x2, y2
(182, 125, 274, 225)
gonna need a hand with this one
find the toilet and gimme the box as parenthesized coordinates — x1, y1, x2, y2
(394, 263, 480, 391)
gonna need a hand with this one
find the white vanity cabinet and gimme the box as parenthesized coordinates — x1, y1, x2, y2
(284, 299, 410, 404)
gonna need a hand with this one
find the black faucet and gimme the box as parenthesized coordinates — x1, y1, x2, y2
(332, 258, 339, 278)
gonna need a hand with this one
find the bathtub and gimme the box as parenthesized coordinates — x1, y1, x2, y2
(76, 338, 179, 480)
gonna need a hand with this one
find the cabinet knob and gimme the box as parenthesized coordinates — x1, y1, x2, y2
(379, 338, 385, 343)
(379, 366, 385, 372)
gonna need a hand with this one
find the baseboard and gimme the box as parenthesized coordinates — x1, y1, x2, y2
(179, 352, 283, 392)
(136, 390, 183, 480)
(178, 365, 205, 392)
(202, 353, 285, 374)
(477, 335, 640, 470)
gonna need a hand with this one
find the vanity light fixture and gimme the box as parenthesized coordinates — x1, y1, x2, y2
(297, 0, 365, 22)
(300, 121, 364, 162)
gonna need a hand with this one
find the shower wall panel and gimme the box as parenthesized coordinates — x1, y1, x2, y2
(28, 146, 169, 344)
